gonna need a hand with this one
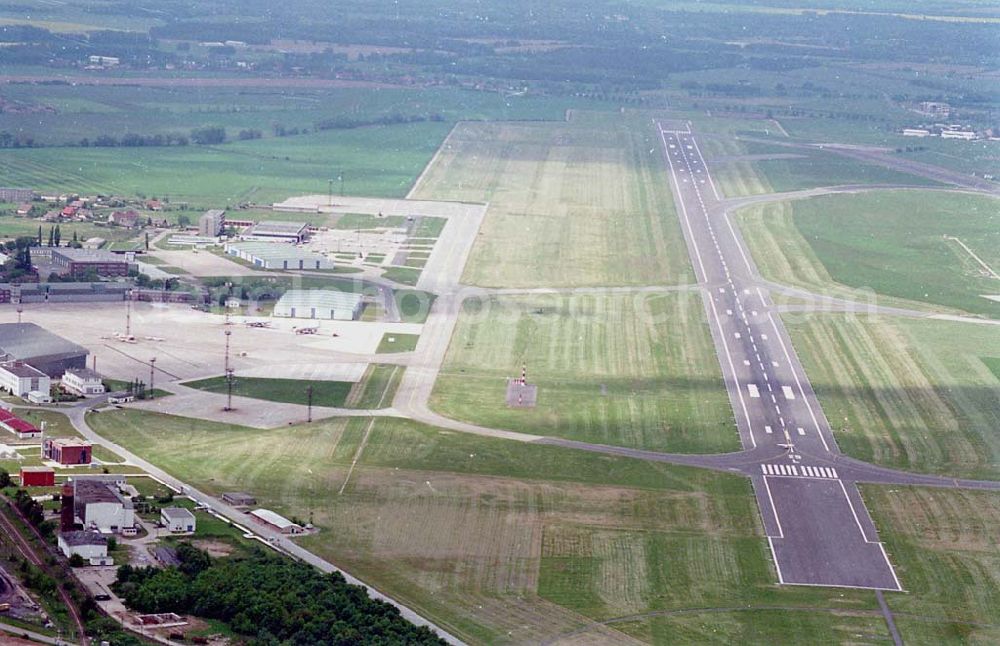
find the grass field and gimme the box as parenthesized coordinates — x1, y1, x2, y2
(864, 485, 1000, 644)
(431, 291, 737, 453)
(376, 332, 420, 353)
(736, 190, 1000, 318)
(89, 409, 894, 644)
(182, 364, 401, 410)
(411, 114, 693, 288)
(787, 313, 1000, 480)
(0, 121, 452, 207)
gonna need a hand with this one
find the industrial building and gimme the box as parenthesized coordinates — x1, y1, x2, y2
(20, 466, 55, 487)
(198, 209, 226, 236)
(160, 507, 196, 533)
(222, 492, 256, 507)
(73, 478, 136, 534)
(272, 289, 363, 321)
(0, 361, 51, 399)
(58, 531, 110, 564)
(0, 409, 41, 439)
(242, 221, 309, 243)
(61, 368, 106, 396)
(0, 323, 88, 376)
(224, 241, 333, 270)
(0, 282, 131, 305)
(0, 188, 35, 202)
(43, 437, 92, 465)
(249, 508, 304, 535)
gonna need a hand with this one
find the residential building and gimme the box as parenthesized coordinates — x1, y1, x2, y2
(0, 323, 88, 376)
(272, 289, 363, 321)
(58, 531, 110, 564)
(61, 368, 106, 396)
(43, 437, 92, 465)
(20, 466, 55, 487)
(242, 221, 309, 243)
(0, 361, 51, 398)
(224, 241, 333, 270)
(198, 209, 226, 236)
(16, 203, 32, 216)
(108, 210, 140, 228)
(160, 507, 196, 533)
(249, 508, 304, 534)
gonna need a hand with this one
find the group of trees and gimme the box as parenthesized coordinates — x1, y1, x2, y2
(80, 133, 190, 148)
(2, 236, 37, 281)
(314, 112, 444, 132)
(12, 489, 55, 539)
(114, 545, 445, 644)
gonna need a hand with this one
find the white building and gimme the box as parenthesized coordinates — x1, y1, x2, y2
(241, 221, 309, 243)
(61, 368, 106, 396)
(74, 479, 136, 535)
(250, 508, 304, 535)
(0, 361, 51, 399)
(941, 130, 976, 140)
(224, 241, 333, 270)
(272, 289, 363, 321)
(199, 209, 226, 237)
(902, 128, 930, 137)
(160, 507, 196, 533)
(58, 531, 111, 565)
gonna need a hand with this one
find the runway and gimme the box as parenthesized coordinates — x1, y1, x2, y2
(657, 123, 902, 590)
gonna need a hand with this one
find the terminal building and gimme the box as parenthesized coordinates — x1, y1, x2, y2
(0, 323, 88, 376)
(272, 289, 363, 321)
(61, 368, 106, 396)
(224, 241, 332, 270)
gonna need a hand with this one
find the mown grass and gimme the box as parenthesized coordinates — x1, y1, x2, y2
(431, 291, 738, 454)
(376, 332, 420, 353)
(787, 313, 1000, 480)
(864, 485, 1000, 644)
(411, 114, 693, 288)
(182, 375, 352, 407)
(736, 189, 1000, 318)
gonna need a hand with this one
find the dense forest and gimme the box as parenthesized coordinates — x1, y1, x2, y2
(114, 544, 446, 645)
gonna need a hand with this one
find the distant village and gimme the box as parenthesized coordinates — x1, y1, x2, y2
(900, 101, 997, 142)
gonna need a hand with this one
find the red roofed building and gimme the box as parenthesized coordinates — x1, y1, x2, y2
(43, 437, 92, 465)
(20, 466, 55, 487)
(61, 206, 78, 218)
(0, 408, 42, 439)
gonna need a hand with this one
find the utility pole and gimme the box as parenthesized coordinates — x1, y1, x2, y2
(306, 385, 313, 423)
(149, 357, 156, 398)
(225, 368, 234, 411)
(16, 305, 22, 324)
(328, 179, 334, 207)
(224, 329, 232, 374)
(125, 290, 132, 337)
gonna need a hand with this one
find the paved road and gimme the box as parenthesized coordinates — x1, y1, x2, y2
(658, 123, 902, 589)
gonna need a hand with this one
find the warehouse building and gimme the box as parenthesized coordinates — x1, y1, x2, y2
(160, 507, 196, 533)
(58, 531, 111, 565)
(0, 323, 88, 376)
(73, 478, 136, 534)
(0, 282, 131, 304)
(198, 209, 226, 236)
(0, 409, 41, 439)
(272, 289, 363, 321)
(0, 361, 51, 399)
(242, 221, 309, 243)
(224, 241, 333, 270)
(61, 368, 105, 396)
(250, 508, 304, 535)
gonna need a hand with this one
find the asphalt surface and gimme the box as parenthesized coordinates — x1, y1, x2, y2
(658, 124, 902, 590)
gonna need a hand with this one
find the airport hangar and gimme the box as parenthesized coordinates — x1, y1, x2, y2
(0, 322, 88, 377)
(272, 289, 363, 321)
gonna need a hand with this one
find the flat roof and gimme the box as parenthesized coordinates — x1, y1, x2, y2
(160, 507, 196, 521)
(274, 289, 362, 311)
(60, 530, 107, 547)
(20, 466, 54, 473)
(250, 221, 308, 235)
(52, 248, 128, 263)
(226, 242, 327, 262)
(0, 361, 47, 378)
(50, 437, 91, 447)
(74, 479, 129, 507)
(202, 209, 225, 219)
(0, 323, 87, 362)
(64, 367, 103, 380)
(250, 508, 300, 529)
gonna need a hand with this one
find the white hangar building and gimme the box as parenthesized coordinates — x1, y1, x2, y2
(224, 241, 333, 270)
(272, 289, 363, 321)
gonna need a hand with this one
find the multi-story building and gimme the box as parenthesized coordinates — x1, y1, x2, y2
(61, 368, 105, 396)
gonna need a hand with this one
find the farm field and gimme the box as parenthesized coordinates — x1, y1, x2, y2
(863, 485, 1000, 644)
(410, 115, 694, 288)
(89, 409, 893, 644)
(0, 121, 452, 206)
(786, 313, 1000, 480)
(431, 291, 737, 454)
(736, 190, 1000, 318)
